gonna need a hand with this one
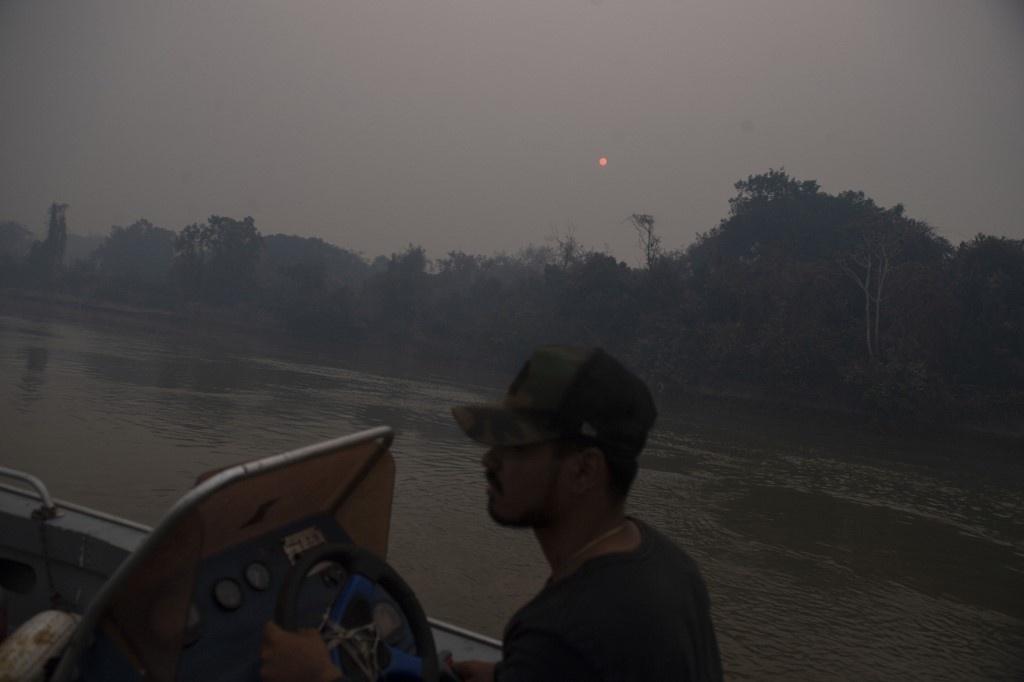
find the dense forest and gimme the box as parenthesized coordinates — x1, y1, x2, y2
(2, 170, 1022, 426)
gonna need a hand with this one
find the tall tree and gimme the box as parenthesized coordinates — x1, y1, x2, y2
(629, 213, 661, 269)
(27, 203, 69, 286)
(951, 235, 1024, 389)
(94, 219, 177, 305)
(205, 215, 263, 302)
(173, 221, 211, 303)
(173, 215, 263, 305)
(835, 195, 949, 361)
(836, 202, 894, 361)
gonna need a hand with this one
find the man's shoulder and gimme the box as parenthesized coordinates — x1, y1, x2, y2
(564, 519, 712, 624)
(511, 519, 707, 625)
(570, 518, 704, 582)
(632, 519, 703, 571)
(503, 521, 720, 682)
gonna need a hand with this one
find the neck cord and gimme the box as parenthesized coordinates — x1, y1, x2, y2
(551, 521, 629, 582)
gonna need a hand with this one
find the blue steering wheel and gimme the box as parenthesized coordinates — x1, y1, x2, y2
(275, 543, 439, 682)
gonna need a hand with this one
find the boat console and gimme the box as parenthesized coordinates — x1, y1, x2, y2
(34, 427, 450, 681)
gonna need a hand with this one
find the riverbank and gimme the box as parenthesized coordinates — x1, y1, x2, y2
(0, 288, 498, 391)
(3, 288, 1021, 444)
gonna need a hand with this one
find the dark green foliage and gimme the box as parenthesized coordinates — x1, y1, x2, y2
(842, 358, 954, 423)
(94, 220, 177, 306)
(679, 170, 984, 419)
(360, 245, 431, 344)
(4, 173, 1021, 425)
(950, 235, 1024, 391)
(0, 221, 33, 286)
(173, 215, 263, 305)
(259, 235, 368, 341)
(65, 234, 105, 264)
(260, 234, 368, 288)
(0, 221, 33, 258)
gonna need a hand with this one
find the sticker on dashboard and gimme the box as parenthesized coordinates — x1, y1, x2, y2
(282, 526, 326, 564)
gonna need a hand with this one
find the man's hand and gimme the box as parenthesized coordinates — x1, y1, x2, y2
(260, 622, 342, 682)
(452, 659, 496, 682)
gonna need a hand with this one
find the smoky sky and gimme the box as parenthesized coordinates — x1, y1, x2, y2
(2, 0, 1022, 262)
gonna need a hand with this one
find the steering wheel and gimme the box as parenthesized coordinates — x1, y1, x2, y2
(275, 543, 439, 682)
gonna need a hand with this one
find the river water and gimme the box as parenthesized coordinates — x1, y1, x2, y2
(1, 310, 1021, 680)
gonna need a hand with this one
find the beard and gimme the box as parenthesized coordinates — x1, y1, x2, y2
(486, 464, 561, 529)
(487, 496, 555, 528)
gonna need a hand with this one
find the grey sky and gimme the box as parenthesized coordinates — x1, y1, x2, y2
(2, 0, 1021, 263)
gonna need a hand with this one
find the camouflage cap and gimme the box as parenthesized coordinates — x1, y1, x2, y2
(452, 346, 657, 457)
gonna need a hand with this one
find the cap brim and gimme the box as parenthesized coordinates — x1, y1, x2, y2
(451, 405, 563, 446)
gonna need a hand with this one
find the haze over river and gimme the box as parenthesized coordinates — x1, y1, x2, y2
(1, 310, 1021, 680)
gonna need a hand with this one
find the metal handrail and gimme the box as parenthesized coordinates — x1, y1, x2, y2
(428, 617, 503, 649)
(0, 466, 60, 519)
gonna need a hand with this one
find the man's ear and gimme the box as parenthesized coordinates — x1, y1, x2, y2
(567, 446, 606, 495)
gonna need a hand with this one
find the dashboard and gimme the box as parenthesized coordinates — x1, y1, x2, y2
(81, 513, 417, 681)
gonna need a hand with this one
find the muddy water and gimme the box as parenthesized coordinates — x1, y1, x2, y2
(1, 311, 1021, 680)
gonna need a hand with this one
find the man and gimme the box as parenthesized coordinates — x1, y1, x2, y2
(261, 346, 721, 681)
(449, 345, 722, 682)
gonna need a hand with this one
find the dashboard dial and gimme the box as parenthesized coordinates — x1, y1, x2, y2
(245, 561, 272, 591)
(212, 578, 243, 611)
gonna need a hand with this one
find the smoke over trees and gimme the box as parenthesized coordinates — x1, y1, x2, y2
(2, 170, 1021, 425)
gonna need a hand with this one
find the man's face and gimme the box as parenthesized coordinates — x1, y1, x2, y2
(481, 441, 566, 528)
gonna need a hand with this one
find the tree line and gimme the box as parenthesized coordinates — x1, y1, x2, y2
(1, 169, 1021, 425)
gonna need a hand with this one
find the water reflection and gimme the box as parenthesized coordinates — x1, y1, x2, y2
(17, 345, 49, 408)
